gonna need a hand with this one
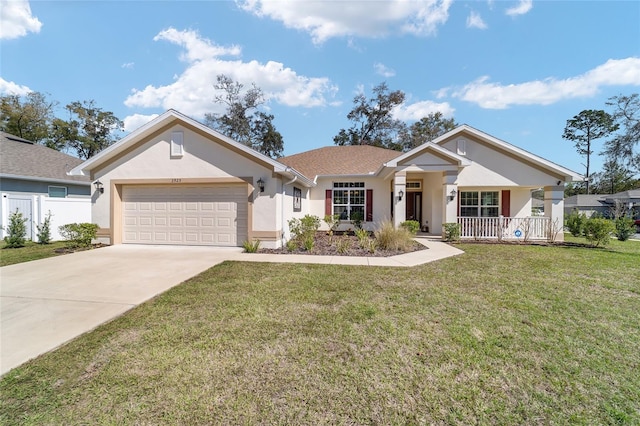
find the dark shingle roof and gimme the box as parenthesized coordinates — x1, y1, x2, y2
(0, 132, 90, 184)
(279, 145, 401, 179)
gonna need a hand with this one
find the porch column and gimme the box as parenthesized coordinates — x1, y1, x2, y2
(442, 171, 458, 236)
(393, 172, 406, 228)
(544, 185, 565, 241)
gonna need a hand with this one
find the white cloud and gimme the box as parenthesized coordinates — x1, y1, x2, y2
(0, 0, 42, 40)
(374, 62, 396, 78)
(392, 100, 455, 121)
(448, 57, 640, 109)
(121, 62, 135, 69)
(466, 11, 487, 29)
(122, 113, 159, 132)
(0, 77, 31, 95)
(237, 0, 452, 44)
(505, 0, 533, 17)
(124, 28, 338, 118)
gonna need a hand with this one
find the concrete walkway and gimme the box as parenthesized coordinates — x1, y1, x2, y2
(0, 238, 462, 376)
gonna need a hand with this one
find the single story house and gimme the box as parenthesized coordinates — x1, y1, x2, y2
(1, 132, 91, 240)
(69, 109, 581, 248)
(565, 190, 640, 218)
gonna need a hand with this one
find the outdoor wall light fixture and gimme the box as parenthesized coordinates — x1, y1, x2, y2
(257, 177, 265, 193)
(448, 189, 457, 202)
(398, 190, 404, 201)
(94, 180, 104, 194)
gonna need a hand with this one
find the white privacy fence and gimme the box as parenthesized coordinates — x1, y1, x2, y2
(1, 194, 91, 241)
(458, 216, 555, 241)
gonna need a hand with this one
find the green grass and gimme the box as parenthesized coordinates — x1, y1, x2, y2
(0, 241, 69, 267)
(1, 236, 639, 424)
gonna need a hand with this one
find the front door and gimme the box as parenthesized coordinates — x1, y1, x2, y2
(406, 192, 422, 224)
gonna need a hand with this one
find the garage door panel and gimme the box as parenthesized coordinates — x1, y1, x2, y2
(122, 185, 247, 246)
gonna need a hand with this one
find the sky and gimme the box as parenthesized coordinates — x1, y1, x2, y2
(1, 0, 639, 177)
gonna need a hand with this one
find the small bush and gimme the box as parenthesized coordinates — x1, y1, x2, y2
(58, 223, 99, 248)
(336, 236, 352, 254)
(351, 211, 364, 230)
(242, 239, 260, 253)
(303, 235, 315, 251)
(566, 209, 587, 237)
(583, 218, 615, 247)
(354, 228, 370, 248)
(3, 209, 28, 248)
(36, 211, 53, 244)
(443, 223, 461, 242)
(614, 216, 636, 241)
(285, 239, 298, 252)
(400, 220, 420, 235)
(374, 221, 414, 251)
(289, 215, 320, 244)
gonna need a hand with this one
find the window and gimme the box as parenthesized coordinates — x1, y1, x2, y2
(460, 191, 499, 217)
(333, 182, 365, 220)
(48, 186, 67, 198)
(406, 181, 421, 190)
(170, 131, 184, 157)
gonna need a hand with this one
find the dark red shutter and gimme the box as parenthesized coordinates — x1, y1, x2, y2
(366, 189, 373, 222)
(325, 190, 332, 216)
(501, 190, 511, 217)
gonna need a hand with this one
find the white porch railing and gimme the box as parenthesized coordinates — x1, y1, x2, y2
(457, 216, 552, 241)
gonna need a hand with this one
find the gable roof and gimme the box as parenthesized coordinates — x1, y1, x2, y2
(68, 109, 315, 187)
(431, 125, 583, 181)
(564, 194, 608, 208)
(0, 131, 90, 185)
(279, 145, 401, 179)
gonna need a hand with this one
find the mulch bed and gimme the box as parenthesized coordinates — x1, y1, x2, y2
(259, 231, 427, 258)
(54, 243, 109, 254)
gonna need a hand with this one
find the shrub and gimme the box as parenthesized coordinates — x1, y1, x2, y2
(324, 214, 340, 243)
(242, 239, 260, 253)
(36, 211, 53, 244)
(3, 209, 28, 248)
(374, 221, 414, 251)
(614, 216, 636, 241)
(288, 215, 320, 244)
(58, 223, 99, 248)
(566, 209, 587, 237)
(351, 211, 364, 230)
(302, 235, 315, 251)
(583, 218, 615, 247)
(400, 220, 420, 235)
(285, 239, 298, 252)
(443, 222, 461, 242)
(336, 236, 352, 254)
(354, 228, 370, 248)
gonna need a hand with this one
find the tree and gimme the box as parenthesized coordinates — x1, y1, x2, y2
(0, 92, 57, 146)
(204, 74, 284, 158)
(53, 100, 123, 159)
(333, 82, 406, 150)
(400, 111, 457, 151)
(562, 109, 618, 194)
(588, 158, 638, 194)
(604, 93, 640, 173)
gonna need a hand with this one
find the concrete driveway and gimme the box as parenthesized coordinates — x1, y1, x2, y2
(1, 244, 243, 376)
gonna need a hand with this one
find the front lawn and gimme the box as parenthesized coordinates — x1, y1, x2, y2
(1, 237, 639, 424)
(0, 241, 70, 267)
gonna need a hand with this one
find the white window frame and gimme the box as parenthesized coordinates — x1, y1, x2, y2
(170, 131, 184, 157)
(332, 182, 365, 221)
(459, 191, 499, 217)
(48, 185, 67, 198)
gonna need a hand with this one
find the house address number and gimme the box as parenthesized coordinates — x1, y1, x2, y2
(171, 178, 182, 183)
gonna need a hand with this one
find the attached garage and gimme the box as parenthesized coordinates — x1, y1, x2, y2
(122, 184, 248, 246)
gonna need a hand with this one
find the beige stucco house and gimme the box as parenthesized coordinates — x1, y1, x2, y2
(69, 109, 581, 248)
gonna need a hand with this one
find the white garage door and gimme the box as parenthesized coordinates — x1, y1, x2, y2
(122, 185, 247, 246)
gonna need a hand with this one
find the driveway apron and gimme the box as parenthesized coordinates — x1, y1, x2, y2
(0, 245, 242, 376)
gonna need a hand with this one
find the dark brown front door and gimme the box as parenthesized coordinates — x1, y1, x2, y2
(405, 192, 422, 223)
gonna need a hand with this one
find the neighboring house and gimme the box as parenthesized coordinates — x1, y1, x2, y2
(69, 109, 582, 248)
(0, 132, 91, 240)
(565, 190, 640, 218)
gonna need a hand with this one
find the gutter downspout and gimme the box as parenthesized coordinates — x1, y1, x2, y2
(282, 169, 298, 246)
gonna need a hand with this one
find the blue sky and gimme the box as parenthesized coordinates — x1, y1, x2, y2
(1, 0, 639, 176)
